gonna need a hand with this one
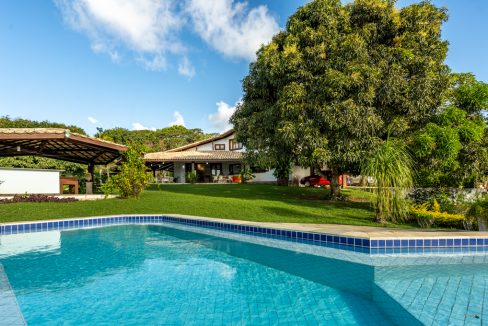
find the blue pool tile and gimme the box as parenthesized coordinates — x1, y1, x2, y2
(320, 234, 327, 242)
(379, 240, 386, 248)
(401, 240, 408, 247)
(371, 240, 378, 248)
(394, 240, 401, 247)
(424, 239, 431, 247)
(478, 238, 484, 245)
(431, 239, 439, 247)
(462, 238, 469, 246)
(416, 239, 423, 247)
(386, 240, 393, 248)
(454, 239, 461, 246)
(469, 238, 476, 246)
(363, 239, 370, 248)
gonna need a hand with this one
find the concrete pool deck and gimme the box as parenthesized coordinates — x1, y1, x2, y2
(167, 214, 488, 239)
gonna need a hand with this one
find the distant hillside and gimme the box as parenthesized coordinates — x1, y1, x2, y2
(95, 125, 218, 152)
(0, 116, 87, 135)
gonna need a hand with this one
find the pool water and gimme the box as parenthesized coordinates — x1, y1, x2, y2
(1, 224, 487, 325)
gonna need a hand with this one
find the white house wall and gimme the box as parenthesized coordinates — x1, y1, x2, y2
(0, 168, 61, 194)
(194, 134, 244, 152)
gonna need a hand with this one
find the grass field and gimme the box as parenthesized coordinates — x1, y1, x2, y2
(0, 184, 412, 228)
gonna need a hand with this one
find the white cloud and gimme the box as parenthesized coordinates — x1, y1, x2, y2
(87, 116, 98, 124)
(208, 100, 238, 132)
(132, 122, 156, 131)
(185, 0, 280, 60)
(169, 111, 185, 126)
(55, 0, 184, 69)
(178, 57, 196, 79)
(55, 0, 279, 74)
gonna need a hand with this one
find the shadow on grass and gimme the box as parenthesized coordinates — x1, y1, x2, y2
(148, 183, 340, 203)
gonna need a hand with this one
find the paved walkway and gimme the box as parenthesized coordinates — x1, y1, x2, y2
(168, 214, 488, 239)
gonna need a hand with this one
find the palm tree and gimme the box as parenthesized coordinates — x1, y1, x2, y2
(362, 137, 413, 223)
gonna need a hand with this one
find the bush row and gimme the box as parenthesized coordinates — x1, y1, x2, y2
(0, 194, 78, 204)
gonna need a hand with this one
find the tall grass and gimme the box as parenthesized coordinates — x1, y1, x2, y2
(362, 138, 413, 223)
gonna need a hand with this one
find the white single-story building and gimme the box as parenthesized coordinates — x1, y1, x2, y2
(144, 129, 310, 183)
(0, 167, 62, 194)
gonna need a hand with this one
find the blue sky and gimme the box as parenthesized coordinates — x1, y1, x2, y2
(0, 0, 486, 135)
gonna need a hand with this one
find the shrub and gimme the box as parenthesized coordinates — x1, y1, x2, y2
(99, 178, 117, 198)
(113, 146, 150, 198)
(466, 197, 488, 231)
(185, 171, 197, 184)
(410, 206, 465, 229)
(0, 194, 78, 204)
(361, 137, 413, 223)
(239, 167, 255, 184)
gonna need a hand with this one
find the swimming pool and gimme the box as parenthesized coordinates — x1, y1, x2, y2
(1, 219, 487, 325)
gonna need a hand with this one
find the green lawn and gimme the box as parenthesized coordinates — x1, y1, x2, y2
(0, 184, 411, 228)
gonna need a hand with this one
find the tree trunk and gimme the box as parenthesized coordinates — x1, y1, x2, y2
(330, 167, 340, 199)
(277, 177, 289, 186)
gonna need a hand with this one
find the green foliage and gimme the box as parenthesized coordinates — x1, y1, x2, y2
(466, 197, 488, 231)
(95, 125, 216, 152)
(0, 115, 86, 134)
(232, 0, 450, 195)
(99, 178, 118, 198)
(239, 167, 255, 184)
(362, 137, 413, 223)
(185, 171, 197, 184)
(113, 146, 150, 198)
(410, 206, 465, 229)
(411, 104, 486, 187)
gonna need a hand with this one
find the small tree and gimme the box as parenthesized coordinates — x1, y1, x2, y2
(362, 137, 413, 223)
(113, 146, 150, 198)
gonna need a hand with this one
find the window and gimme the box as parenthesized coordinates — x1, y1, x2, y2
(210, 163, 222, 176)
(229, 164, 242, 175)
(214, 144, 225, 150)
(229, 139, 243, 150)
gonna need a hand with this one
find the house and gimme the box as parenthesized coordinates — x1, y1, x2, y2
(144, 129, 310, 184)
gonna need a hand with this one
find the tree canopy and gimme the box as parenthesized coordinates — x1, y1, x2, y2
(411, 73, 488, 187)
(95, 125, 216, 152)
(231, 0, 451, 194)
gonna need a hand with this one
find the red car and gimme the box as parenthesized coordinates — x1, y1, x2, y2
(300, 174, 342, 187)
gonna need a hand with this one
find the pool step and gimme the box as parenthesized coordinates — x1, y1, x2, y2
(0, 265, 26, 326)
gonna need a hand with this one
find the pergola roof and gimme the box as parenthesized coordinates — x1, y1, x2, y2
(144, 150, 242, 162)
(0, 128, 127, 165)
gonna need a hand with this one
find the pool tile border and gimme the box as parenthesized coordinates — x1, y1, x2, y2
(2, 215, 488, 255)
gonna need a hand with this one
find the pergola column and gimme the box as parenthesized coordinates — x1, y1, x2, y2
(86, 163, 95, 194)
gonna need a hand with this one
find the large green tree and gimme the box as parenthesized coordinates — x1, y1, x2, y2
(231, 0, 450, 195)
(411, 73, 488, 187)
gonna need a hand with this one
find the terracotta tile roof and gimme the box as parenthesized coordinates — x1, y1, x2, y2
(0, 128, 126, 150)
(144, 150, 242, 162)
(166, 129, 235, 152)
(0, 128, 127, 165)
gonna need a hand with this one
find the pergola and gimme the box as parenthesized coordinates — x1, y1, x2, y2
(0, 128, 127, 193)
